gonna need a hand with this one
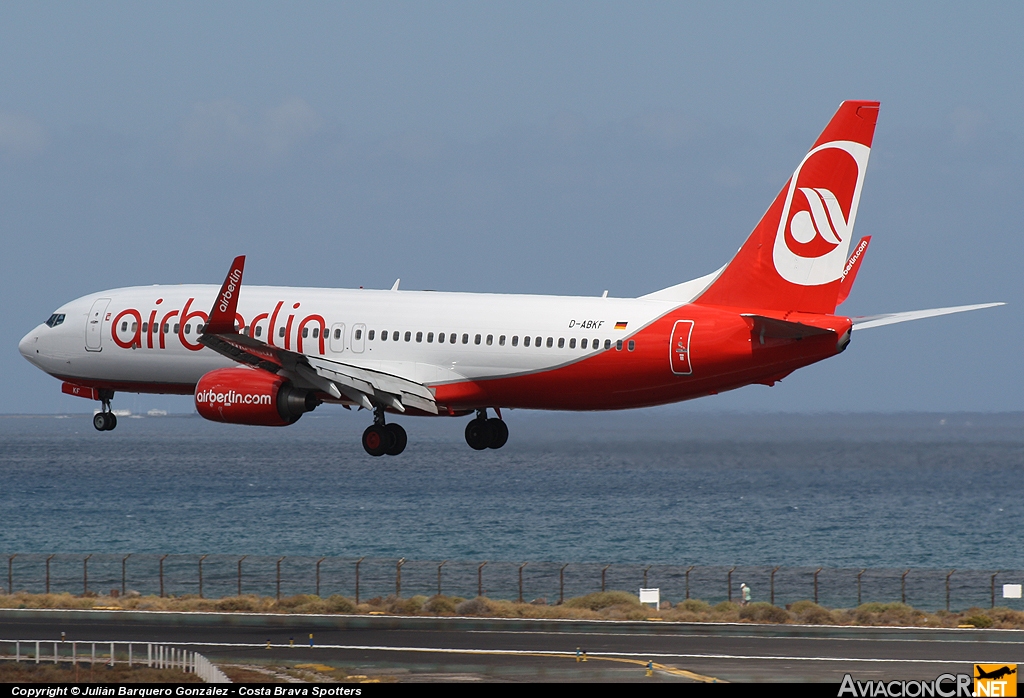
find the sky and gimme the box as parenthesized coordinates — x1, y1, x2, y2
(2, 2, 1022, 414)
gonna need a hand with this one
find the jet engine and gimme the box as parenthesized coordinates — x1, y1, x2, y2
(194, 366, 319, 426)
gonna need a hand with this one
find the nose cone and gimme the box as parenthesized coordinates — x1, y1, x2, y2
(19, 327, 43, 366)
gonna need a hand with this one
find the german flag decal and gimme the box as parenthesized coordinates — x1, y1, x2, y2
(615, 321, 628, 330)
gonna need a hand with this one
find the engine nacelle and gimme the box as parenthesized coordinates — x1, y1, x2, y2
(194, 367, 318, 426)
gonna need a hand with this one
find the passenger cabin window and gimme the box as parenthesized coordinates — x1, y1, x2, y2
(511, 335, 518, 346)
(405, 331, 412, 342)
(334, 329, 342, 339)
(392, 331, 399, 341)
(558, 338, 565, 348)
(628, 340, 635, 351)
(616, 339, 623, 351)
(499, 335, 506, 346)
(302, 328, 309, 338)
(278, 327, 285, 338)
(313, 328, 319, 338)
(174, 324, 180, 334)
(356, 329, 364, 340)
(569, 338, 576, 349)
(523, 336, 530, 347)
(581, 338, 587, 349)
(416, 331, 423, 342)
(462, 333, 469, 344)
(382, 330, 388, 341)
(121, 321, 128, 332)
(546, 337, 553, 348)
(427, 332, 434, 343)
(255, 326, 262, 338)
(604, 339, 612, 349)
(535, 336, 542, 347)
(474, 334, 481, 345)
(487, 335, 493, 345)
(450, 333, 457, 343)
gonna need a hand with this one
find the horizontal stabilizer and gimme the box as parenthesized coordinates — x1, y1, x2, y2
(853, 302, 1004, 330)
(741, 314, 834, 342)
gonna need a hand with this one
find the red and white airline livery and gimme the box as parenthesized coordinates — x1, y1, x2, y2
(19, 101, 1002, 455)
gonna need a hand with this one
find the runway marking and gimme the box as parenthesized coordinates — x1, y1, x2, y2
(59, 640, 985, 666)
(464, 629, 1024, 645)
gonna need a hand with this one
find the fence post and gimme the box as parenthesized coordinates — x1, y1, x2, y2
(643, 565, 652, 589)
(396, 558, 405, 597)
(437, 561, 447, 596)
(559, 564, 568, 605)
(46, 554, 55, 594)
(518, 562, 528, 603)
(685, 566, 694, 600)
(727, 567, 735, 602)
(771, 566, 780, 606)
(946, 569, 955, 612)
(159, 555, 168, 597)
(7, 554, 15, 595)
(198, 555, 208, 599)
(316, 557, 326, 597)
(122, 554, 132, 596)
(901, 569, 910, 604)
(355, 557, 364, 605)
(602, 565, 610, 592)
(857, 569, 866, 606)
(83, 554, 92, 595)
(276, 557, 286, 601)
(237, 556, 247, 596)
(814, 568, 822, 605)
(991, 572, 999, 609)
(477, 562, 487, 597)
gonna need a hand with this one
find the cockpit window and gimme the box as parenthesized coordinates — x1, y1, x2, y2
(45, 314, 65, 328)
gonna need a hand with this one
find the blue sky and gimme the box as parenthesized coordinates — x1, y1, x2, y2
(2, 2, 1021, 413)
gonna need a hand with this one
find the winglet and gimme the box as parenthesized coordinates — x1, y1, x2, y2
(204, 255, 246, 335)
(837, 236, 870, 305)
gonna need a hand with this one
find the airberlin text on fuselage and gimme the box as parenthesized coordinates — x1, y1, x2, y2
(110, 298, 327, 354)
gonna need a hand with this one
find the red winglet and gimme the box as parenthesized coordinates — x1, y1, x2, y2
(204, 255, 246, 334)
(837, 236, 870, 305)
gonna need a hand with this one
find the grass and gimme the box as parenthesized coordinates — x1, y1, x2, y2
(2, 591, 1023, 628)
(0, 661, 202, 683)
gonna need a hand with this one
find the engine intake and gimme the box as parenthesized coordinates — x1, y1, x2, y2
(195, 367, 318, 426)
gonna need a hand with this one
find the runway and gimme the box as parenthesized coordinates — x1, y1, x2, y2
(1, 609, 1021, 682)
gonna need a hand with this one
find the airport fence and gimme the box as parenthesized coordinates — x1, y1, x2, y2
(1, 553, 1022, 612)
(0, 639, 230, 682)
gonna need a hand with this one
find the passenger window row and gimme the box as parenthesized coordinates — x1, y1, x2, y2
(361, 330, 636, 352)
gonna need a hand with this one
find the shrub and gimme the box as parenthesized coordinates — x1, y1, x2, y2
(389, 596, 425, 614)
(739, 602, 790, 624)
(676, 599, 711, 613)
(455, 597, 493, 616)
(423, 595, 457, 614)
(791, 602, 834, 625)
(714, 601, 739, 613)
(565, 591, 643, 611)
(963, 615, 993, 628)
(325, 595, 355, 613)
(217, 596, 261, 612)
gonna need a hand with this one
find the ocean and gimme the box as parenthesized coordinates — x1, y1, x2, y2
(1, 410, 1022, 608)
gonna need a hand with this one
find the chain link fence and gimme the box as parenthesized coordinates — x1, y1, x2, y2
(3, 553, 1022, 611)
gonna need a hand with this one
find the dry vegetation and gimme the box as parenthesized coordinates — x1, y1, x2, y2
(2, 590, 1023, 628)
(0, 662, 201, 683)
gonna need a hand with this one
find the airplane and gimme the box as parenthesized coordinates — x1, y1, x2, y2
(19, 100, 1003, 456)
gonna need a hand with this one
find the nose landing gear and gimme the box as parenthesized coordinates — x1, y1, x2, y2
(93, 394, 117, 431)
(361, 405, 407, 456)
(465, 409, 508, 450)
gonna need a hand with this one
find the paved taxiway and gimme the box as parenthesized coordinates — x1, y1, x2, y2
(1, 610, 1020, 682)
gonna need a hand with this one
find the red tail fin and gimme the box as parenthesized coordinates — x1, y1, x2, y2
(696, 101, 879, 314)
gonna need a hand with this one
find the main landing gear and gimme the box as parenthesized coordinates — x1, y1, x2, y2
(465, 409, 508, 450)
(93, 394, 117, 432)
(361, 405, 407, 457)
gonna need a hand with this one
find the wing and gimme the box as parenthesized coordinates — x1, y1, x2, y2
(198, 257, 439, 415)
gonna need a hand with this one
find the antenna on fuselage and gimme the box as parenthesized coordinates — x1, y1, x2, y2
(391, 279, 400, 291)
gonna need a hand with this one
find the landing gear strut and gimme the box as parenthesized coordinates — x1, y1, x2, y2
(361, 405, 407, 457)
(465, 408, 508, 450)
(93, 393, 117, 432)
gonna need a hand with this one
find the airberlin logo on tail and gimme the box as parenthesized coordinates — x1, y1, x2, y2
(773, 140, 871, 286)
(218, 268, 242, 313)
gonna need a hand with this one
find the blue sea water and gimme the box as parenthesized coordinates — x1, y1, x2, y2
(1, 410, 1022, 570)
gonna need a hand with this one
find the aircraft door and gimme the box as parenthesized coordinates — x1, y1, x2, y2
(351, 323, 366, 353)
(85, 298, 111, 352)
(329, 323, 346, 353)
(670, 319, 694, 375)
